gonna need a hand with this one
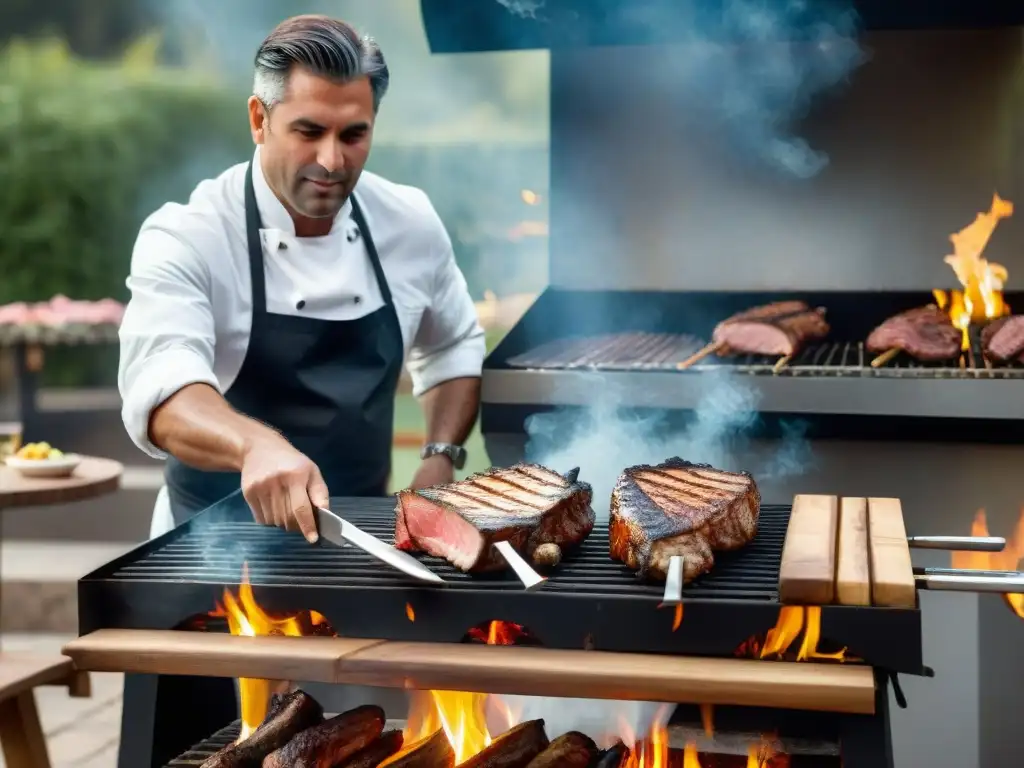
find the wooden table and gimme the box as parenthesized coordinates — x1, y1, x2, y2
(0, 456, 123, 511)
(0, 455, 122, 768)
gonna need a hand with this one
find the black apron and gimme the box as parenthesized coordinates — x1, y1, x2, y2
(164, 162, 405, 523)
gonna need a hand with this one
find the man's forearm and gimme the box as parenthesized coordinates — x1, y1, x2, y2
(148, 383, 282, 471)
(418, 376, 481, 445)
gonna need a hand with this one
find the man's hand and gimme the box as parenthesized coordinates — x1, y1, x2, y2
(240, 433, 329, 543)
(409, 453, 455, 490)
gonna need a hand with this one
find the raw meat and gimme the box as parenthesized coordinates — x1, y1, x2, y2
(395, 465, 594, 572)
(981, 315, 1024, 362)
(865, 305, 961, 361)
(200, 690, 323, 768)
(712, 301, 830, 357)
(609, 457, 761, 582)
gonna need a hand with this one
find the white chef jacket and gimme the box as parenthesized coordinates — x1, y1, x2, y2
(120, 148, 486, 535)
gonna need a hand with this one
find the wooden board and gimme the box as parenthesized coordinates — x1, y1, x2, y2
(867, 497, 916, 608)
(0, 457, 122, 510)
(779, 494, 839, 605)
(62, 630, 877, 715)
(835, 497, 871, 606)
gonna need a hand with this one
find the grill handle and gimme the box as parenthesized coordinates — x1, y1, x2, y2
(915, 571, 1024, 594)
(907, 535, 1006, 552)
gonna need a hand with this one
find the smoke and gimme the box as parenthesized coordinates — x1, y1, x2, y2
(486, 696, 672, 750)
(525, 369, 811, 516)
(493, 0, 867, 178)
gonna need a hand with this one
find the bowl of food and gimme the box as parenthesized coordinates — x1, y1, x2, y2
(6, 442, 81, 478)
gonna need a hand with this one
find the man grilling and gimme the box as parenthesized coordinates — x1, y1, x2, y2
(118, 15, 485, 539)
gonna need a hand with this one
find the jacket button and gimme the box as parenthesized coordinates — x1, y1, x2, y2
(296, 299, 306, 310)
(353, 296, 361, 304)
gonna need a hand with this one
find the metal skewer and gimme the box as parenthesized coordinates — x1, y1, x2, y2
(494, 541, 547, 591)
(915, 572, 1024, 594)
(907, 535, 1006, 552)
(661, 555, 684, 606)
(916, 567, 1024, 579)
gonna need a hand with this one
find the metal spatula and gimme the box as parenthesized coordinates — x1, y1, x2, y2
(315, 506, 445, 584)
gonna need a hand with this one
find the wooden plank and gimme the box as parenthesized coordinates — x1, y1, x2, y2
(836, 497, 871, 606)
(779, 494, 839, 605)
(62, 630, 878, 715)
(0, 654, 85, 702)
(62, 631, 381, 684)
(867, 497, 916, 608)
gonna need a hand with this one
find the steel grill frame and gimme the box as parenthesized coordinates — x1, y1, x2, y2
(164, 722, 240, 767)
(79, 492, 924, 674)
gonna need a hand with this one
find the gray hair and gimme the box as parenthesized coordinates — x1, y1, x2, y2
(252, 15, 389, 112)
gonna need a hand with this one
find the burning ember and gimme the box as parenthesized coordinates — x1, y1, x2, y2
(210, 565, 330, 742)
(951, 509, 1024, 618)
(214, 574, 793, 766)
(933, 193, 1013, 350)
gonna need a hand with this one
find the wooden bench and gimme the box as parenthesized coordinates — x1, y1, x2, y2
(0, 655, 91, 768)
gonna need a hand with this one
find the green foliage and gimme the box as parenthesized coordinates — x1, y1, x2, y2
(0, 37, 250, 305)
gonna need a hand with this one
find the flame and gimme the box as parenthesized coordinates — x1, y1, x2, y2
(622, 724, 669, 768)
(521, 189, 540, 205)
(211, 564, 329, 742)
(402, 621, 525, 764)
(739, 606, 847, 662)
(951, 509, 1024, 618)
(934, 193, 1013, 350)
(406, 603, 416, 622)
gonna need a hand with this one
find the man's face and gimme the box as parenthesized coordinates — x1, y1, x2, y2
(249, 67, 375, 222)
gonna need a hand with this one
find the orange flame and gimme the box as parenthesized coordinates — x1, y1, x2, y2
(211, 564, 329, 742)
(951, 509, 1024, 618)
(933, 193, 1013, 350)
(741, 606, 847, 662)
(406, 603, 416, 622)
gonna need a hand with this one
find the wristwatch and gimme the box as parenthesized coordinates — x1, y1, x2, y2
(420, 442, 467, 470)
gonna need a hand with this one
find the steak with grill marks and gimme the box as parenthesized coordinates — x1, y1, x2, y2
(981, 315, 1024, 362)
(865, 305, 961, 361)
(712, 301, 830, 357)
(394, 464, 594, 572)
(609, 457, 760, 582)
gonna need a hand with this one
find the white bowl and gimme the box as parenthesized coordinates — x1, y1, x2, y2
(5, 454, 82, 478)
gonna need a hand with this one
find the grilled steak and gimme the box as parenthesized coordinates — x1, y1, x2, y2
(262, 705, 385, 768)
(981, 315, 1024, 361)
(865, 305, 961, 361)
(609, 457, 760, 582)
(712, 300, 830, 357)
(200, 690, 323, 768)
(395, 465, 594, 572)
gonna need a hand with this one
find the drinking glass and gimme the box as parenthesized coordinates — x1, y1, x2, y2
(0, 422, 23, 463)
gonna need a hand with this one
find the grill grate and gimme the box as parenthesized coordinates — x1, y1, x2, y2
(506, 334, 1024, 379)
(164, 721, 240, 767)
(103, 500, 787, 601)
(79, 494, 924, 673)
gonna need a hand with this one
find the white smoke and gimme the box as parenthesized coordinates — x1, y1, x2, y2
(524, 369, 811, 518)
(492, 0, 868, 178)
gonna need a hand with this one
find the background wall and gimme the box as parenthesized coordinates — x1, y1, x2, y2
(549, 29, 1024, 292)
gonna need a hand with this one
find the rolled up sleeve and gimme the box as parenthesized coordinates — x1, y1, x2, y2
(405, 221, 486, 397)
(118, 227, 220, 459)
